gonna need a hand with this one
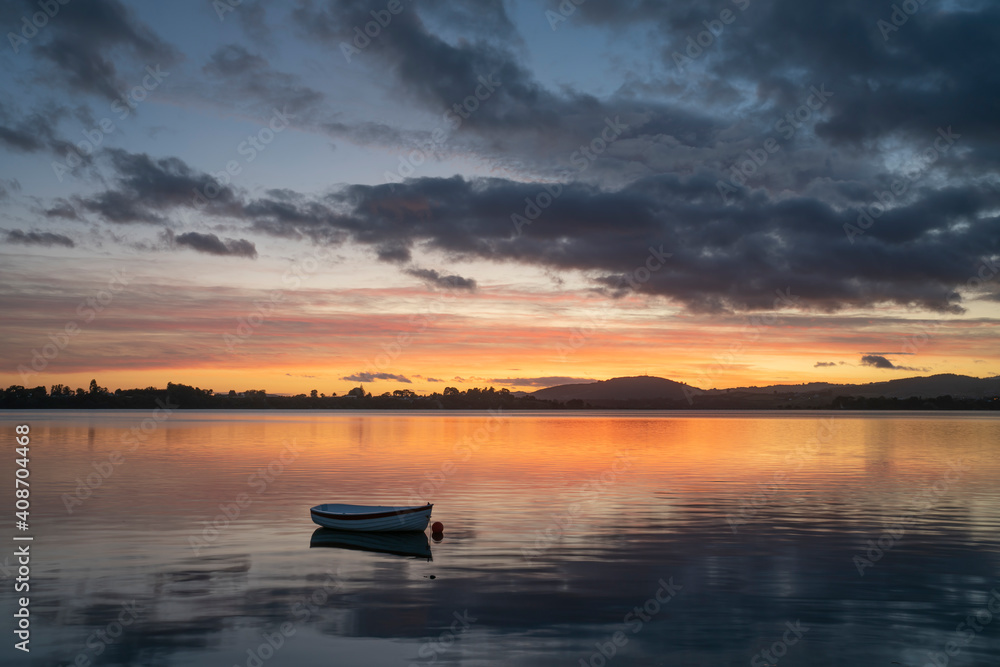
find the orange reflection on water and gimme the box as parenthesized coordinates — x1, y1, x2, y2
(27, 411, 999, 539)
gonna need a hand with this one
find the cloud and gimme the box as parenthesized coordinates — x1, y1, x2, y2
(27, 0, 180, 102)
(18, 1, 1000, 322)
(43, 199, 80, 219)
(257, 174, 992, 314)
(489, 377, 594, 388)
(292, 0, 720, 164)
(0, 101, 67, 156)
(234, 0, 272, 46)
(42, 136, 1000, 316)
(79, 149, 240, 223)
(814, 362, 837, 368)
(0, 178, 19, 199)
(274, 0, 1000, 316)
(859, 355, 928, 372)
(551, 0, 1000, 151)
(340, 372, 412, 383)
(202, 44, 268, 77)
(74, 143, 995, 315)
(404, 267, 477, 291)
(201, 44, 324, 116)
(4, 229, 74, 248)
(860, 355, 897, 369)
(375, 242, 412, 263)
(173, 232, 257, 259)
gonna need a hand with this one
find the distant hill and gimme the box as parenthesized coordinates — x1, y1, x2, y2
(529, 373, 1000, 407)
(851, 374, 1000, 398)
(715, 374, 1000, 399)
(532, 376, 700, 402)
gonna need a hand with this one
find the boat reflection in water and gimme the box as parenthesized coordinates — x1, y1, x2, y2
(309, 527, 432, 560)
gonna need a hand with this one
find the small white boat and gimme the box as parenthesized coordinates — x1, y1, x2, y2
(310, 502, 433, 532)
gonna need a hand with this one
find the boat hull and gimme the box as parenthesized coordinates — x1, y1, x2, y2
(310, 503, 433, 532)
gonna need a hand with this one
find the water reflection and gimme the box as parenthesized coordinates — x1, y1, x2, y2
(1, 411, 998, 666)
(310, 528, 433, 560)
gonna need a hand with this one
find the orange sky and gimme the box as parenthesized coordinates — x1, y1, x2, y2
(3, 250, 997, 395)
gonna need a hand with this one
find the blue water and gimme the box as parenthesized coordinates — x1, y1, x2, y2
(0, 410, 998, 666)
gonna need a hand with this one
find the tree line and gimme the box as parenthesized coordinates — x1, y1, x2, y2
(1, 381, 996, 410)
(0, 381, 570, 410)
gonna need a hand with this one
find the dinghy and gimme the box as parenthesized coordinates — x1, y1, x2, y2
(309, 502, 433, 532)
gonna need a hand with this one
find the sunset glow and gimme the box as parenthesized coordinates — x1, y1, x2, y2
(1, 1, 998, 395)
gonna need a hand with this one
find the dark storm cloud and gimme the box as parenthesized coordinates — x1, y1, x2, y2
(174, 231, 257, 259)
(291, 0, 723, 159)
(557, 0, 1000, 150)
(341, 372, 412, 383)
(294, 0, 522, 118)
(4, 229, 74, 247)
(283, 0, 1000, 211)
(278, 0, 1000, 231)
(34, 0, 999, 318)
(404, 267, 477, 291)
(57, 144, 1000, 314)
(23, 0, 181, 102)
(242, 173, 996, 313)
(291, 0, 538, 127)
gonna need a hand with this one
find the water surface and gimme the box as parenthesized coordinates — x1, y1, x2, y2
(1, 410, 999, 666)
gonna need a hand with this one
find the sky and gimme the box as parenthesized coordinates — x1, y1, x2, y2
(1, 0, 998, 396)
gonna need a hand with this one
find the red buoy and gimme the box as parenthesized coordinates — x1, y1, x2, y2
(431, 521, 444, 533)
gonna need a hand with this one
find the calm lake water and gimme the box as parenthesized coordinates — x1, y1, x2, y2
(1, 410, 999, 666)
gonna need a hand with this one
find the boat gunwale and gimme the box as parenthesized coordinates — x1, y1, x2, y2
(310, 503, 433, 521)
